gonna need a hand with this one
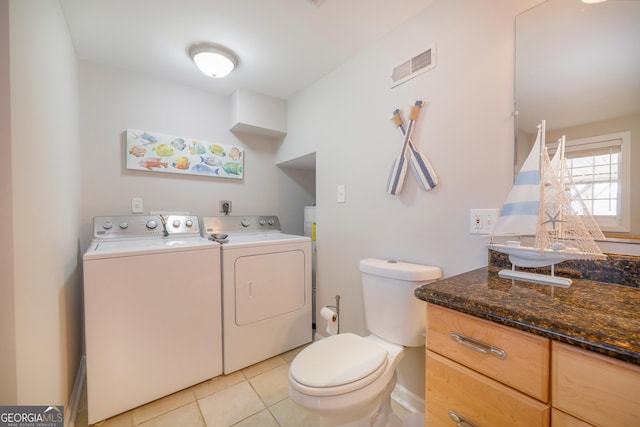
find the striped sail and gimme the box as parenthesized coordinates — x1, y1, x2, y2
(492, 127, 542, 236)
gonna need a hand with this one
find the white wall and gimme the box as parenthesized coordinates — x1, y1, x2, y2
(78, 61, 294, 249)
(0, 0, 17, 405)
(279, 0, 540, 399)
(8, 0, 82, 405)
(277, 166, 316, 235)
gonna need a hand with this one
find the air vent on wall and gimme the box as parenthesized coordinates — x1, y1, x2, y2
(391, 44, 436, 88)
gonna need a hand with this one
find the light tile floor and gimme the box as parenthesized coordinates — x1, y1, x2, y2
(75, 345, 412, 427)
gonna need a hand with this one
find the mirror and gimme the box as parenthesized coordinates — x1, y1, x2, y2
(515, 0, 640, 238)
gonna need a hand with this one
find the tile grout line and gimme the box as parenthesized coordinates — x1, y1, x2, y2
(194, 396, 206, 427)
(245, 377, 283, 426)
(265, 406, 284, 427)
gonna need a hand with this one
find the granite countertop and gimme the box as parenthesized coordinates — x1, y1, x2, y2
(415, 267, 640, 365)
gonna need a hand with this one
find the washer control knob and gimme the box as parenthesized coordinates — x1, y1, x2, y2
(241, 218, 251, 227)
(102, 221, 113, 230)
(259, 219, 266, 226)
(185, 219, 194, 227)
(146, 220, 158, 229)
(119, 222, 129, 229)
(172, 220, 181, 228)
(267, 219, 275, 226)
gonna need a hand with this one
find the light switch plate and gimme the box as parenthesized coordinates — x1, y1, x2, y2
(337, 184, 346, 203)
(131, 197, 143, 213)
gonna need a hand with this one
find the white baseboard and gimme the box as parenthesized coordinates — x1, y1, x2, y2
(64, 356, 86, 427)
(391, 383, 424, 414)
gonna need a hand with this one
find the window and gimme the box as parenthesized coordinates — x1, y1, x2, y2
(550, 132, 630, 232)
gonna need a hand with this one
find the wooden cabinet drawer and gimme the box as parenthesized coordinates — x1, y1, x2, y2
(426, 350, 550, 427)
(551, 409, 593, 426)
(427, 304, 550, 401)
(552, 342, 640, 426)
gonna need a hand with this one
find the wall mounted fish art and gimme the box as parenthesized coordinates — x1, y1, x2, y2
(126, 129, 243, 179)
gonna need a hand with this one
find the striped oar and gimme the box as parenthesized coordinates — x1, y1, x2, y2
(391, 103, 438, 190)
(386, 102, 421, 194)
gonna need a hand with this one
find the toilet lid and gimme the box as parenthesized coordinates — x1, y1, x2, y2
(290, 333, 388, 388)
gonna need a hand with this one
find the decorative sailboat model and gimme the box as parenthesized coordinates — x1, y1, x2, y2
(489, 120, 606, 287)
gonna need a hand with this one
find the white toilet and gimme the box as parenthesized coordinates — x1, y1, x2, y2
(288, 258, 441, 427)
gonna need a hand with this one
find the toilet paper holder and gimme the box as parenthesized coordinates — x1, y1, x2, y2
(324, 294, 341, 334)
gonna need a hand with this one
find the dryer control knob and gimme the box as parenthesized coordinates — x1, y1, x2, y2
(102, 221, 113, 230)
(259, 219, 266, 226)
(172, 220, 181, 228)
(119, 222, 129, 229)
(267, 219, 275, 226)
(146, 220, 158, 229)
(241, 218, 251, 227)
(185, 220, 194, 227)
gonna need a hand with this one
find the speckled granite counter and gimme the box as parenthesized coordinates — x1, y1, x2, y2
(415, 266, 640, 365)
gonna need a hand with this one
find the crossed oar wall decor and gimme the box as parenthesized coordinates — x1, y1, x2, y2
(386, 100, 439, 195)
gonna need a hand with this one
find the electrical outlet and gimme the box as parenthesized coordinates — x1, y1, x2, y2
(470, 209, 499, 234)
(219, 200, 232, 214)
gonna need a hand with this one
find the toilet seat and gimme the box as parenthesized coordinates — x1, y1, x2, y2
(289, 333, 389, 397)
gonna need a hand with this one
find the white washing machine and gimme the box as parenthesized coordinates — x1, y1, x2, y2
(202, 215, 312, 374)
(83, 215, 222, 424)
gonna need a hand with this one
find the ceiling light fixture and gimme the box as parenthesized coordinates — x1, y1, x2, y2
(189, 43, 238, 78)
(306, 0, 326, 7)
(581, 0, 607, 3)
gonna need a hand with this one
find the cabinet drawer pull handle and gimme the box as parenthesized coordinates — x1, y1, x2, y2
(448, 410, 478, 427)
(449, 331, 507, 359)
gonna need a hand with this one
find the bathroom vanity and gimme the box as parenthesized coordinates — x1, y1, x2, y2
(415, 265, 640, 426)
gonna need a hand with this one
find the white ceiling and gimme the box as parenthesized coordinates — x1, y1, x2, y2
(59, 0, 435, 100)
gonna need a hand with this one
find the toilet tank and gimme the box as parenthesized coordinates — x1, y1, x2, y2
(359, 258, 441, 347)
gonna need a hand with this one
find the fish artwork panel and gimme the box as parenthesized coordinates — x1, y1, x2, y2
(126, 129, 244, 179)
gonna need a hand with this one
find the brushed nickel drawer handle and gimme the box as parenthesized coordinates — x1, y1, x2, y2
(448, 410, 478, 427)
(449, 331, 507, 360)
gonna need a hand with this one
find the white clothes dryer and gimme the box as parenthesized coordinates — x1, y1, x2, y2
(83, 215, 222, 424)
(202, 216, 312, 374)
